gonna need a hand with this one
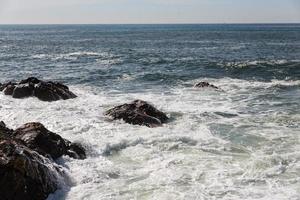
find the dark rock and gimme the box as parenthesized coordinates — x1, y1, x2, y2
(0, 139, 59, 200)
(19, 77, 40, 85)
(0, 121, 6, 129)
(105, 100, 169, 127)
(65, 142, 86, 160)
(13, 122, 86, 160)
(194, 81, 219, 89)
(13, 122, 68, 160)
(0, 121, 13, 139)
(0, 121, 86, 200)
(12, 84, 34, 98)
(1, 82, 16, 92)
(34, 81, 76, 101)
(34, 82, 61, 101)
(3, 85, 16, 95)
(1, 77, 76, 101)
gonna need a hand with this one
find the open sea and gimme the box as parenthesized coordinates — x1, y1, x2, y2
(0, 24, 300, 200)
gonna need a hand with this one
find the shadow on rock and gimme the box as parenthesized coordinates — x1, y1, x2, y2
(0, 77, 77, 102)
(0, 121, 86, 200)
(105, 100, 169, 127)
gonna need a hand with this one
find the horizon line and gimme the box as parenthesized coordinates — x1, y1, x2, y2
(0, 22, 300, 25)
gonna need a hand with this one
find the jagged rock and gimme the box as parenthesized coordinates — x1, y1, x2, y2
(13, 122, 86, 160)
(19, 77, 40, 85)
(65, 142, 86, 160)
(0, 121, 6, 130)
(0, 139, 60, 200)
(194, 81, 219, 89)
(0, 77, 76, 101)
(4, 85, 15, 95)
(105, 100, 169, 127)
(12, 84, 34, 98)
(0, 121, 11, 133)
(0, 121, 86, 200)
(1, 82, 15, 92)
(34, 81, 76, 101)
(13, 122, 68, 160)
(0, 121, 13, 139)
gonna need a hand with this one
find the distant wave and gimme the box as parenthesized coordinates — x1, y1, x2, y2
(219, 59, 300, 68)
(32, 51, 123, 65)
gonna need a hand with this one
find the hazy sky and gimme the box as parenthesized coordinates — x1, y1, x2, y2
(0, 0, 299, 24)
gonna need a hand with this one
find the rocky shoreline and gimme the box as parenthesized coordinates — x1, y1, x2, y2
(0, 77, 219, 200)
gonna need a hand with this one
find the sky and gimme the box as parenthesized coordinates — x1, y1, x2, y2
(0, 0, 299, 24)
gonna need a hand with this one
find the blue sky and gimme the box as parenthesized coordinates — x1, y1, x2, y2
(0, 0, 299, 24)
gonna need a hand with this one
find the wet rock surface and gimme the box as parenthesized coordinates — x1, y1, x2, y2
(0, 122, 59, 200)
(0, 122, 86, 200)
(105, 100, 169, 127)
(65, 142, 87, 160)
(13, 122, 86, 160)
(194, 81, 219, 89)
(0, 77, 77, 101)
(0, 121, 13, 139)
(0, 139, 60, 200)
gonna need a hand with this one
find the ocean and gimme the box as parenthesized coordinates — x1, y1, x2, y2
(0, 24, 300, 200)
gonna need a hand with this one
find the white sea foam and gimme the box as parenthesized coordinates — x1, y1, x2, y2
(219, 59, 300, 68)
(1, 77, 299, 200)
(31, 51, 122, 65)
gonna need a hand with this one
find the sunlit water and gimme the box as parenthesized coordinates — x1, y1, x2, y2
(0, 24, 300, 200)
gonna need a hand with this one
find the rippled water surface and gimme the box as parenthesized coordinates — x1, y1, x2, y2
(0, 24, 300, 200)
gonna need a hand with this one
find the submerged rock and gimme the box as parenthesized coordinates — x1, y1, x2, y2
(105, 100, 169, 127)
(13, 122, 86, 160)
(194, 81, 219, 89)
(0, 139, 60, 200)
(1, 77, 76, 101)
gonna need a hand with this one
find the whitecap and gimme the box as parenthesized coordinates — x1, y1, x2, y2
(1, 81, 299, 200)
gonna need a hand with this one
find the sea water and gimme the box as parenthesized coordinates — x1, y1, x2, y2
(0, 24, 300, 200)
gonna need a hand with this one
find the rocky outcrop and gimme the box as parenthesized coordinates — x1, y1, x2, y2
(0, 140, 60, 200)
(65, 142, 87, 160)
(1, 82, 17, 95)
(0, 77, 77, 102)
(0, 123, 60, 200)
(194, 81, 219, 89)
(0, 122, 86, 200)
(0, 121, 13, 139)
(105, 100, 169, 127)
(13, 122, 86, 160)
